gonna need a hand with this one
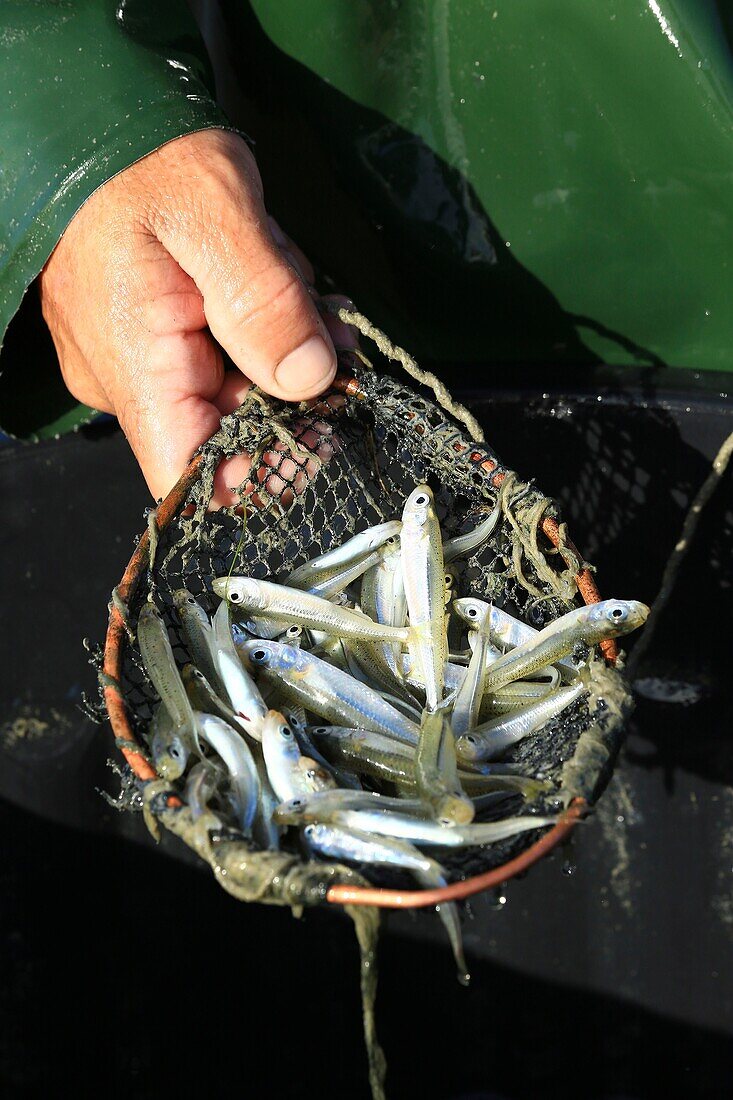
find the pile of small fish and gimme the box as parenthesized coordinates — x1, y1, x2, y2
(138, 485, 648, 979)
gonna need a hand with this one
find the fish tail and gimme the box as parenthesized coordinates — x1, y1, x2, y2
(416, 866, 470, 986)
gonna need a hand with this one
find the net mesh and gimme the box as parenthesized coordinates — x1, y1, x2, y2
(114, 315, 631, 887)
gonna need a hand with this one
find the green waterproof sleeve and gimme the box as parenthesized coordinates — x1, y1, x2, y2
(0, 0, 231, 438)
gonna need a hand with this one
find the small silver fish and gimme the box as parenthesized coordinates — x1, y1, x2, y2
(330, 808, 557, 849)
(455, 596, 576, 678)
(304, 822, 470, 984)
(311, 726, 418, 790)
(362, 540, 408, 686)
(284, 706, 358, 787)
(211, 601, 268, 739)
(452, 611, 494, 736)
(480, 599, 649, 694)
(455, 679, 587, 762)
(172, 590, 223, 692)
(240, 640, 420, 745)
(443, 503, 501, 564)
(278, 795, 555, 849)
(137, 601, 194, 733)
(479, 679, 559, 719)
(182, 663, 248, 736)
(284, 521, 401, 589)
(400, 485, 447, 709)
(185, 759, 224, 820)
(213, 576, 411, 645)
(292, 724, 363, 791)
(252, 755, 283, 852)
(261, 709, 336, 802)
(275, 788, 433, 822)
(194, 711, 261, 835)
(310, 726, 546, 798)
(415, 708, 474, 825)
(305, 543, 394, 601)
(361, 542, 406, 629)
(150, 702, 194, 780)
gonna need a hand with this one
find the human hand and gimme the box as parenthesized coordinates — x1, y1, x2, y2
(39, 130, 355, 504)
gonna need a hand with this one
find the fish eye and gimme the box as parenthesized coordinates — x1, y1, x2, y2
(609, 606, 626, 620)
(229, 591, 241, 603)
(187, 596, 195, 605)
(251, 649, 268, 662)
(466, 735, 478, 745)
(415, 494, 428, 505)
(467, 607, 478, 618)
(292, 799, 303, 808)
(170, 745, 181, 759)
(280, 725, 293, 738)
(313, 727, 327, 734)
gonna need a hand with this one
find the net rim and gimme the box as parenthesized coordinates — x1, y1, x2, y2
(102, 372, 606, 909)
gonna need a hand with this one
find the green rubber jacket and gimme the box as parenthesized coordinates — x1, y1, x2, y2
(0, 0, 229, 438)
(1, 1, 731, 438)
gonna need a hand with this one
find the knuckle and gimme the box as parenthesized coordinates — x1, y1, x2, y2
(168, 134, 262, 217)
(228, 263, 310, 337)
(194, 131, 262, 196)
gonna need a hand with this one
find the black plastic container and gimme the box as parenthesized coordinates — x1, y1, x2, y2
(1, 364, 731, 1097)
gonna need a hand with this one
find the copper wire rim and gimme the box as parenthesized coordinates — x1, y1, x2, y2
(103, 379, 599, 907)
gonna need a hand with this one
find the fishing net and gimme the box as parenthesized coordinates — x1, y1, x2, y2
(103, 304, 632, 904)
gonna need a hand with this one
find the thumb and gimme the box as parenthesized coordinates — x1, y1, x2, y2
(155, 141, 337, 401)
